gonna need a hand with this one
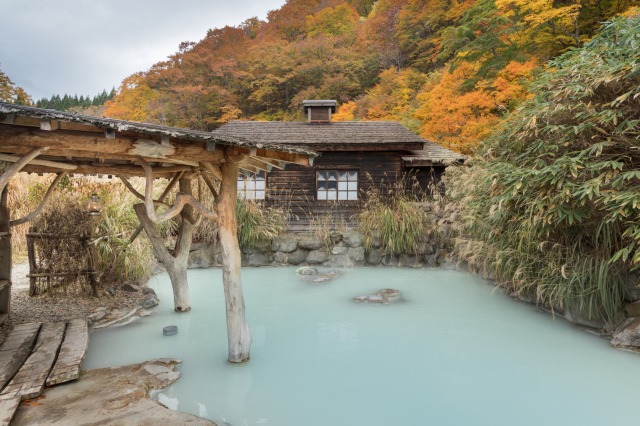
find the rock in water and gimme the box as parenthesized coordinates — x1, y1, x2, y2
(611, 318, 640, 352)
(296, 266, 318, 276)
(302, 268, 342, 284)
(353, 289, 401, 304)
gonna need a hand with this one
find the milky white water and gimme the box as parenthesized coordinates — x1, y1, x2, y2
(83, 267, 640, 426)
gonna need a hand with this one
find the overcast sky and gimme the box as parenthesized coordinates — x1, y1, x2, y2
(0, 0, 286, 101)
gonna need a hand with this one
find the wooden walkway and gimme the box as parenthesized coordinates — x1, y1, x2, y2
(0, 318, 88, 426)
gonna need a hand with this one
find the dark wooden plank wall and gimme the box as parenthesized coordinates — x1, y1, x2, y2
(406, 167, 446, 195)
(266, 151, 412, 228)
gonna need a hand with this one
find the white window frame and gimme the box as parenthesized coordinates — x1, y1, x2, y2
(237, 170, 266, 200)
(316, 170, 358, 201)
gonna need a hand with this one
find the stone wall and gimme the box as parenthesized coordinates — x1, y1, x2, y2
(188, 200, 458, 270)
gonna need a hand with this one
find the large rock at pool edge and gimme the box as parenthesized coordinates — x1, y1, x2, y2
(306, 249, 328, 264)
(287, 249, 307, 265)
(298, 236, 323, 250)
(343, 231, 363, 248)
(611, 318, 640, 352)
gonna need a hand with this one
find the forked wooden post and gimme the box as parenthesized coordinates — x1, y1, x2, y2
(0, 186, 12, 325)
(131, 177, 200, 312)
(218, 151, 251, 363)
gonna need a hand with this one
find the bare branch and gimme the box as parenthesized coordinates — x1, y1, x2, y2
(138, 157, 217, 223)
(118, 176, 172, 210)
(10, 173, 66, 227)
(0, 147, 49, 192)
(129, 171, 184, 243)
(201, 171, 219, 199)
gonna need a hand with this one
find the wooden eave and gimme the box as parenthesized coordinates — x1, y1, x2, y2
(402, 159, 434, 167)
(311, 143, 425, 152)
(0, 102, 316, 177)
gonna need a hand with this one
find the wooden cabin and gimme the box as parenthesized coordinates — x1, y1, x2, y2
(215, 100, 465, 229)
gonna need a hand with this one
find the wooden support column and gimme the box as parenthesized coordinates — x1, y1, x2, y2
(132, 178, 196, 312)
(0, 186, 11, 325)
(218, 149, 251, 363)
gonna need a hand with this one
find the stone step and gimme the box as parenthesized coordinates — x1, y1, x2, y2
(0, 323, 41, 391)
(0, 322, 66, 401)
(0, 395, 21, 426)
(46, 318, 88, 386)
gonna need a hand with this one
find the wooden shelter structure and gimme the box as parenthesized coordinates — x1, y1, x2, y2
(0, 101, 315, 363)
(215, 100, 465, 228)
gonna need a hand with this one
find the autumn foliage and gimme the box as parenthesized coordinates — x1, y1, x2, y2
(102, 0, 639, 153)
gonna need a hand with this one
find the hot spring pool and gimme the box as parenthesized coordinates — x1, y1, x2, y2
(83, 268, 640, 425)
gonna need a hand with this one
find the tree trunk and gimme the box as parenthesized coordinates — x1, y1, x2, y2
(166, 261, 190, 311)
(218, 155, 251, 363)
(133, 178, 195, 312)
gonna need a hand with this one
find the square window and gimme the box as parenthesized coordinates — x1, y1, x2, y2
(237, 171, 266, 200)
(317, 170, 358, 201)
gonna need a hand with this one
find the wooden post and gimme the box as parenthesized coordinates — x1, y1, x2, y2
(132, 178, 195, 312)
(0, 186, 12, 324)
(218, 150, 251, 363)
(81, 236, 98, 297)
(26, 231, 36, 296)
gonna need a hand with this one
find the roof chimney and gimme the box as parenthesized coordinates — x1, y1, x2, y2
(302, 100, 337, 123)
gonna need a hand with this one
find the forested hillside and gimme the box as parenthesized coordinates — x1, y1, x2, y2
(36, 89, 116, 114)
(102, 0, 639, 154)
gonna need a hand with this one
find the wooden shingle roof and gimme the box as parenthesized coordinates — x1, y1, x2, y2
(215, 120, 464, 163)
(402, 144, 466, 166)
(215, 121, 426, 150)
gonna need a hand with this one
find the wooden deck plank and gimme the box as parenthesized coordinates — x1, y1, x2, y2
(0, 322, 66, 401)
(0, 395, 20, 426)
(46, 318, 88, 386)
(0, 323, 41, 392)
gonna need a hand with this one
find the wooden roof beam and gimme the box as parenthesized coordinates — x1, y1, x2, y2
(20, 163, 192, 177)
(201, 162, 223, 181)
(240, 158, 270, 173)
(0, 126, 226, 164)
(39, 120, 59, 131)
(250, 156, 285, 170)
(239, 164, 261, 175)
(0, 153, 77, 171)
(235, 147, 310, 166)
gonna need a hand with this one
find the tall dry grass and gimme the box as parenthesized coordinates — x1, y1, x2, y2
(357, 174, 437, 255)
